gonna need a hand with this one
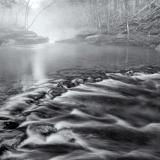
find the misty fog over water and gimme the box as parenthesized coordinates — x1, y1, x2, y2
(0, 43, 160, 83)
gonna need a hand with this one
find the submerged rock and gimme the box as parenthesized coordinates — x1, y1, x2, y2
(0, 144, 9, 156)
(95, 77, 102, 82)
(47, 86, 67, 99)
(26, 91, 46, 101)
(28, 123, 57, 137)
(143, 80, 157, 90)
(47, 129, 76, 144)
(54, 79, 68, 86)
(3, 120, 19, 130)
(125, 70, 134, 76)
(71, 78, 84, 86)
(87, 77, 94, 83)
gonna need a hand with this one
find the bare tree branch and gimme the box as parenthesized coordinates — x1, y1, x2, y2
(28, 1, 55, 29)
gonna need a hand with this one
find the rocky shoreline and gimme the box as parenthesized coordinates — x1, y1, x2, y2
(56, 32, 160, 51)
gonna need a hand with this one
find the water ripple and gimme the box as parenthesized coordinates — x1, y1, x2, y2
(1, 68, 160, 160)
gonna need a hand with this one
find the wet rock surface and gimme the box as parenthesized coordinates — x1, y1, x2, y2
(1, 66, 160, 159)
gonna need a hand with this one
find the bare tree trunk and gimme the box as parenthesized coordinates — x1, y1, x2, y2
(107, 0, 110, 33)
(25, 0, 31, 30)
(1, 8, 4, 25)
(15, 10, 18, 26)
(127, 19, 130, 39)
(97, 2, 102, 32)
(124, 0, 130, 39)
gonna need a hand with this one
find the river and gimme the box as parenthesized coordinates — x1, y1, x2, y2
(0, 43, 160, 81)
(0, 43, 160, 160)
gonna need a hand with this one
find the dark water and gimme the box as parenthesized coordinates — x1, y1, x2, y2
(0, 43, 160, 160)
(0, 43, 160, 82)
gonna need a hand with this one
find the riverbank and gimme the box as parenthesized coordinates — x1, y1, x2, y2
(57, 5, 160, 50)
(58, 33, 158, 49)
(57, 30, 160, 50)
(0, 28, 49, 46)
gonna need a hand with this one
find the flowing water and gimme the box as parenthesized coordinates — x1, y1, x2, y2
(0, 43, 160, 160)
(0, 43, 160, 82)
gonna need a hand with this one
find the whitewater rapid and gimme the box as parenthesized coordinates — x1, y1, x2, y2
(1, 67, 160, 160)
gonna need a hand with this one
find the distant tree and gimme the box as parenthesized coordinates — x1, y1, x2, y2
(25, 0, 30, 30)
(0, 0, 17, 25)
(0, 0, 16, 8)
(123, 0, 130, 39)
(9, 0, 55, 30)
